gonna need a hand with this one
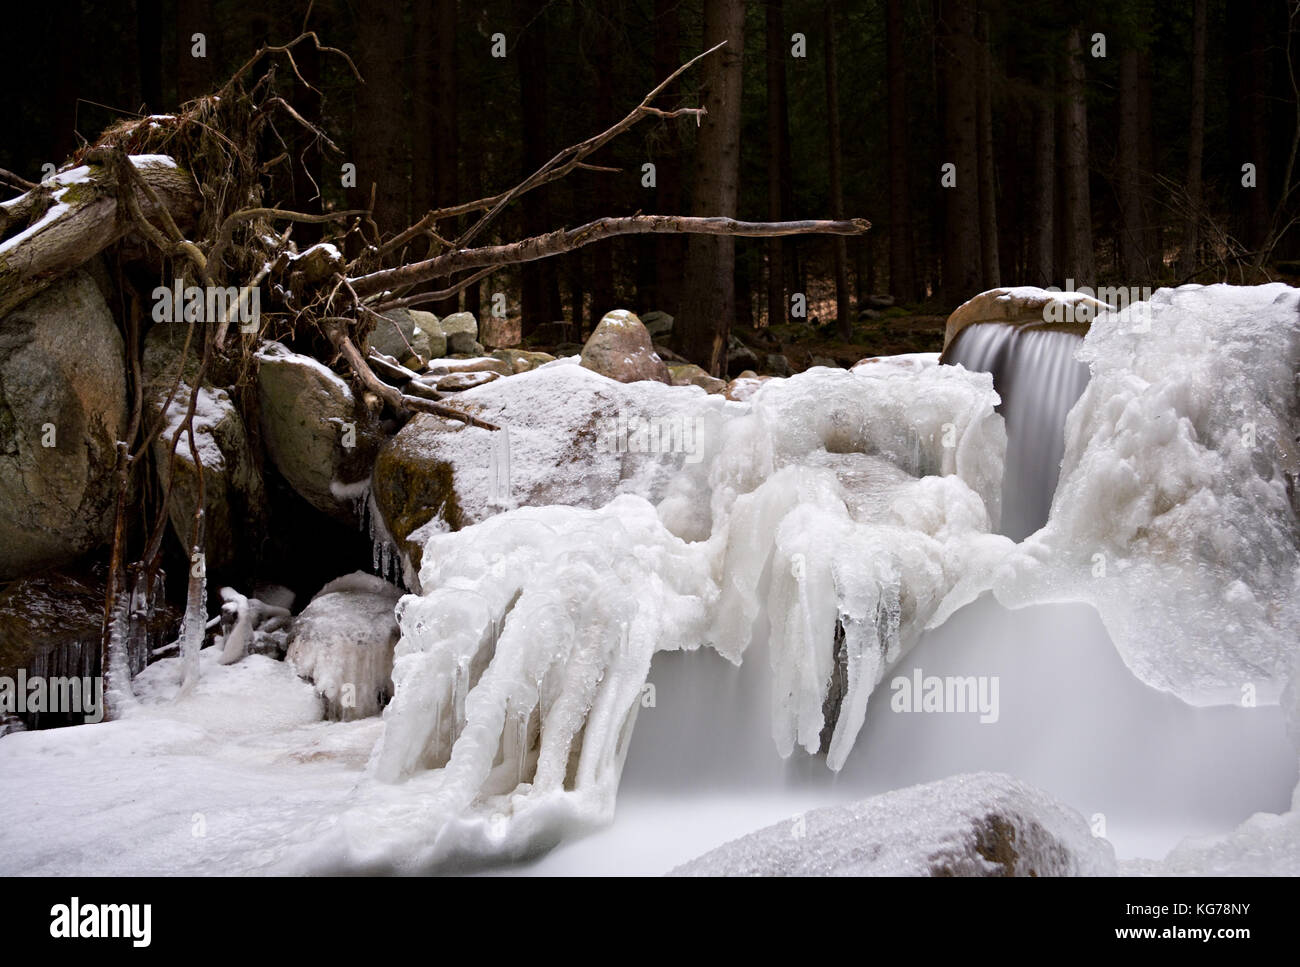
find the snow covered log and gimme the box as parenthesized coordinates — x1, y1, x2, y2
(670, 773, 1117, 876)
(0, 156, 200, 319)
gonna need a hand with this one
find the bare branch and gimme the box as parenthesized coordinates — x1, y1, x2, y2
(353, 215, 871, 298)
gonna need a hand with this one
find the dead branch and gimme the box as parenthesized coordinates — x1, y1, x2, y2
(354, 215, 871, 299)
(322, 318, 500, 430)
(382, 41, 720, 258)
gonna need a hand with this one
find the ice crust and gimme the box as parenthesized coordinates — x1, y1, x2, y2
(994, 283, 1300, 704)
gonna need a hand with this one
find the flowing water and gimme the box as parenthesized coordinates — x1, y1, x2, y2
(944, 323, 1091, 540)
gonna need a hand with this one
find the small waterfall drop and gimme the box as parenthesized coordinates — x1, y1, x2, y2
(944, 323, 1091, 540)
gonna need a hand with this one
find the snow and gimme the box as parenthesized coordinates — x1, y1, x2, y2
(993, 283, 1300, 705)
(0, 200, 71, 257)
(129, 154, 179, 169)
(670, 772, 1117, 876)
(159, 382, 232, 471)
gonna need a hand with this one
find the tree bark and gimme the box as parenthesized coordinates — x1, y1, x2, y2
(653, 0, 686, 319)
(1181, 0, 1207, 277)
(975, 11, 1000, 287)
(349, 3, 409, 236)
(517, 1, 562, 337)
(886, 0, 914, 302)
(824, 1, 852, 338)
(679, 0, 745, 375)
(355, 216, 870, 303)
(939, 0, 982, 305)
(1117, 47, 1149, 279)
(1032, 78, 1055, 286)
(767, 0, 790, 327)
(1061, 25, 1094, 285)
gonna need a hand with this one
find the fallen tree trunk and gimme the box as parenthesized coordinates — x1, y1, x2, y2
(0, 156, 200, 318)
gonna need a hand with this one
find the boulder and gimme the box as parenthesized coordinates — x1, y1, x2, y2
(667, 362, 726, 394)
(367, 308, 439, 365)
(255, 342, 381, 520)
(671, 773, 1116, 877)
(286, 572, 402, 720)
(640, 310, 674, 340)
(143, 323, 265, 574)
(941, 286, 1111, 357)
(408, 310, 446, 359)
(0, 271, 127, 578)
(439, 311, 483, 355)
(580, 309, 671, 384)
(764, 353, 791, 377)
(726, 336, 760, 378)
(371, 363, 725, 579)
(491, 349, 556, 374)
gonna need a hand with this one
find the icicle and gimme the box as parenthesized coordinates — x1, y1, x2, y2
(515, 706, 530, 788)
(489, 427, 512, 503)
(179, 550, 207, 695)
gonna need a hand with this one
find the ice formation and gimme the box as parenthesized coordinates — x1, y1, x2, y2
(994, 284, 1300, 705)
(670, 772, 1117, 876)
(347, 360, 1011, 865)
(285, 572, 402, 720)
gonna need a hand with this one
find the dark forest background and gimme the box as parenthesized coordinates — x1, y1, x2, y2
(3, 0, 1299, 366)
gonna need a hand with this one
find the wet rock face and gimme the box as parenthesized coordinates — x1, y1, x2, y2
(580, 310, 671, 384)
(0, 271, 128, 579)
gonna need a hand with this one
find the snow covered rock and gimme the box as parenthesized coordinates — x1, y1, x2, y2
(671, 773, 1117, 876)
(0, 270, 127, 578)
(256, 341, 381, 521)
(580, 309, 671, 384)
(371, 362, 728, 576)
(942, 285, 1111, 355)
(286, 572, 402, 720)
(994, 284, 1300, 704)
(143, 322, 265, 574)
